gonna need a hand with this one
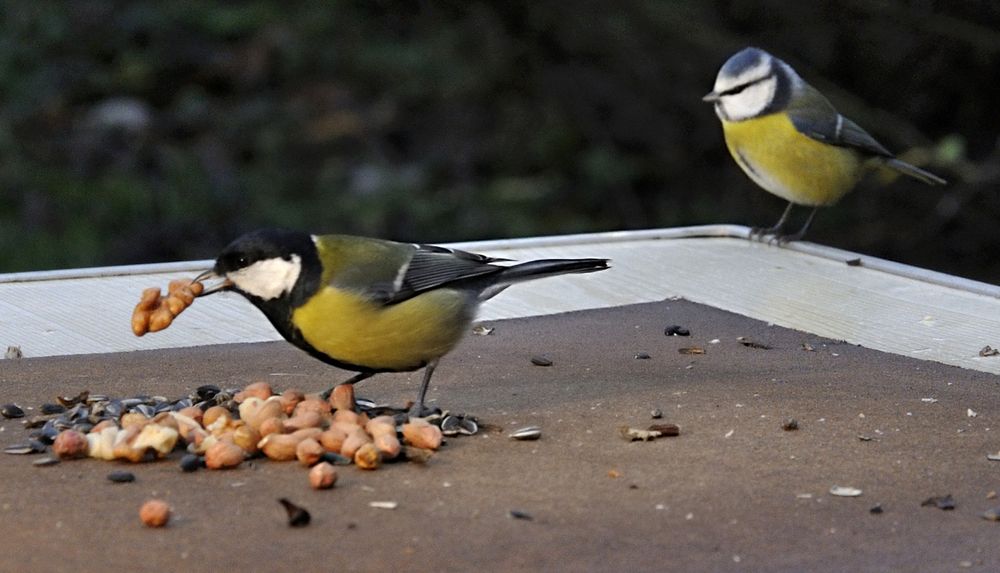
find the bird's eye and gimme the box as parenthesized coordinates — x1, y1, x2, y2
(720, 83, 749, 97)
(238, 256, 249, 267)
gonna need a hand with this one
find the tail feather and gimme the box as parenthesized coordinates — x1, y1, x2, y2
(885, 158, 947, 186)
(479, 258, 609, 301)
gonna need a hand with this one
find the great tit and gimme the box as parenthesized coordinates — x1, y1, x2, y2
(196, 228, 609, 413)
(704, 47, 946, 242)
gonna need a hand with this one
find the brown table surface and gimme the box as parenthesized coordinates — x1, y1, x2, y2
(1, 299, 998, 572)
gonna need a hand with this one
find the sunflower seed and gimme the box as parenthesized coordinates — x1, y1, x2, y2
(981, 507, 1000, 521)
(530, 356, 553, 367)
(369, 501, 398, 510)
(678, 347, 705, 355)
(440, 415, 462, 436)
(472, 325, 495, 336)
(33, 457, 60, 467)
(829, 486, 862, 497)
(509, 509, 533, 521)
(509, 426, 541, 441)
(5, 440, 45, 455)
(40, 404, 65, 415)
(664, 325, 690, 336)
(179, 454, 203, 472)
(1, 404, 24, 419)
(107, 470, 136, 483)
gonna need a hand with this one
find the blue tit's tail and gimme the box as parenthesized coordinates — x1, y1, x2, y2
(885, 158, 947, 186)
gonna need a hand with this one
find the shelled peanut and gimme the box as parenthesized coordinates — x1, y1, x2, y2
(131, 279, 204, 336)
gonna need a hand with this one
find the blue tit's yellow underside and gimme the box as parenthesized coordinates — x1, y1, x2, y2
(722, 113, 865, 207)
(291, 287, 473, 372)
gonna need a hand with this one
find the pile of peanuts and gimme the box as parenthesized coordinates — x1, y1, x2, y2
(49, 381, 443, 490)
(131, 280, 204, 336)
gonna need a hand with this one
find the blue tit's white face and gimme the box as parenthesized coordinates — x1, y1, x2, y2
(708, 47, 800, 122)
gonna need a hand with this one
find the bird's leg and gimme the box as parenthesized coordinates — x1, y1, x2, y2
(750, 202, 794, 241)
(320, 371, 374, 401)
(411, 360, 440, 418)
(775, 206, 819, 244)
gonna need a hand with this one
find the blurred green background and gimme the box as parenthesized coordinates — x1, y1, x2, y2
(2, 1, 998, 281)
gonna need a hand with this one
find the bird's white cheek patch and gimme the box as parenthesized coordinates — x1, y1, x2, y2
(229, 255, 302, 300)
(719, 75, 777, 122)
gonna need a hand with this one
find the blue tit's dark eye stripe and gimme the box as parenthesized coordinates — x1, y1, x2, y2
(719, 73, 773, 97)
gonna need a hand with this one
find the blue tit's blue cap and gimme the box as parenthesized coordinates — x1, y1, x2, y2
(720, 47, 771, 78)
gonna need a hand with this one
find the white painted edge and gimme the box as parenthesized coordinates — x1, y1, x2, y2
(3, 225, 997, 299)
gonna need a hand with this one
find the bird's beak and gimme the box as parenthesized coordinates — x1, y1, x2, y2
(193, 269, 233, 297)
(702, 91, 721, 102)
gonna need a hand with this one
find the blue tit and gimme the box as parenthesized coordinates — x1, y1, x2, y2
(196, 229, 609, 413)
(704, 47, 946, 242)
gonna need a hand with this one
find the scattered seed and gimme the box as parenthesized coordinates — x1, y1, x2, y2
(369, 501, 398, 510)
(981, 507, 1000, 521)
(989, 491, 998, 500)
(108, 470, 136, 483)
(968, 408, 978, 418)
(509, 509, 533, 521)
(530, 356, 553, 367)
(57, 391, 89, 408)
(39, 404, 66, 415)
(845, 258, 862, 267)
(980, 345, 999, 357)
(5, 441, 45, 455)
(472, 325, 494, 336)
(457, 417, 478, 436)
(509, 426, 542, 441)
(869, 504, 883, 514)
(279, 498, 311, 527)
(678, 347, 704, 355)
(782, 418, 799, 431)
(737, 337, 772, 350)
(664, 325, 690, 337)
(620, 426, 661, 441)
(650, 408, 663, 419)
(829, 486, 862, 497)
(179, 454, 203, 472)
(921, 494, 956, 510)
(857, 435, 875, 442)
(33, 456, 60, 467)
(5, 346, 23, 360)
(647, 423, 680, 437)
(634, 352, 651, 360)
(1, 404, 24, 419)
(801, 343, 815, 352)
(987, 454, 1000, 462)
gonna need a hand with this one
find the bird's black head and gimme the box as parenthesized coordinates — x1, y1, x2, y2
(212, 228, 320, 305)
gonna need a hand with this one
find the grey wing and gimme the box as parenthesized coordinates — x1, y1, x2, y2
(379, 245, 506, 305)
(787, 86, 893, 158)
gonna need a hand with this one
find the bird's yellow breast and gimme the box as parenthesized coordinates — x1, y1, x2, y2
(291, 288, 473, 372)
(722, 113, 863, 207)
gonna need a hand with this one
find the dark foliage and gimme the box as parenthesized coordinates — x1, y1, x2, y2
(1, 1, 997, 281)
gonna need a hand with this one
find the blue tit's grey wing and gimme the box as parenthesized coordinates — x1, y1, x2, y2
(786, 85, 893, 158)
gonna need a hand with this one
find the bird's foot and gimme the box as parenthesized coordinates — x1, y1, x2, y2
(409, 403, 441, 419)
